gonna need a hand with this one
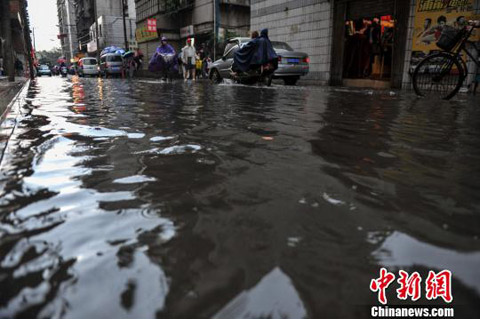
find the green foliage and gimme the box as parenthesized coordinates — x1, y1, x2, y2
(225, 30, 240, 40)
(36, 48, 63, 66)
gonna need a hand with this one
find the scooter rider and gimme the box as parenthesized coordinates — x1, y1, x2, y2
(60, 61, 68, 77)
(157, 36, 176, 81)
(232, 28, 278, 74)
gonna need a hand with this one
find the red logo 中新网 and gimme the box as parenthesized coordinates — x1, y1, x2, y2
(370, 269, 453, 304)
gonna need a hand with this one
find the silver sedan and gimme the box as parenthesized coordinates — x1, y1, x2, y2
(209, 38, 309, 86)
(272, 41, 309, 86)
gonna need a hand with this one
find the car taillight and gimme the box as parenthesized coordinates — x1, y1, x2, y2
(303, 57, 310, 63)
(278, 56, 282, 63)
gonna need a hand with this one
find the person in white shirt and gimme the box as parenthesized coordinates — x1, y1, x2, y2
(181, 38, 196, 81)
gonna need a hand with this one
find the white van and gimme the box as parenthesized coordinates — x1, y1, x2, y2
(100, 53, 123, 77)
(79, 57, 99, 77)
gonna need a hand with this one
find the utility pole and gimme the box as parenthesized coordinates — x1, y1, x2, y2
(121, 0, 128, 50)
(1, 0, 15, 82)
(32, 27, 36, 51)
(21, 0, 35, 79)
(213, 0, 216, 60)
(93, 0, 100, 60)
(65, 0, 74, 61)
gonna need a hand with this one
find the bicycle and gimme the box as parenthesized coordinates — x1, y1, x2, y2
(412, 20, 480, 100)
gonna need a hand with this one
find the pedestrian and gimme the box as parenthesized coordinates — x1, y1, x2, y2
(134, 49, 144, 71)
(202, 53, 212, 79)
(181, 38, 196, 81)
(195, 53, 202, 79)
(14, 58, 23, 76)
(156, 36, 176, 81)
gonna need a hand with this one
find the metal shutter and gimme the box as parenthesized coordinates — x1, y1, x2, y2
(346, 0, 395, 20)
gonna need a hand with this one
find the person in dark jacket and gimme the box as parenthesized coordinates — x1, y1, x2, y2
(232, 28, 278, 73)
(15, 59, 23, 76)
(253, 29, 278, 70)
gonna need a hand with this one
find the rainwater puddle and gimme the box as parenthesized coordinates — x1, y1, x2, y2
(0, 77, 479, 318)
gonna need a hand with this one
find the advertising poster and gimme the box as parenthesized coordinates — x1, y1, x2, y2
(412, 0, 476, 52)
(136, 21, 159, 44)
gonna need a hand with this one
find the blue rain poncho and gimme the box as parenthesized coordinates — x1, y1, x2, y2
(233, 29, 278, 73)
(148, 44, 178, 72)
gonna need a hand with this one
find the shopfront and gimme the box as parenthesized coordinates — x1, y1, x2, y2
(330, 0, 411, 88)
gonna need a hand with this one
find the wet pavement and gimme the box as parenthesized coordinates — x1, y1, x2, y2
(0, 76, 479, 319)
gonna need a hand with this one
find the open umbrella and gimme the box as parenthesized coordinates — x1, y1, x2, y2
(122, 51, 135, 59)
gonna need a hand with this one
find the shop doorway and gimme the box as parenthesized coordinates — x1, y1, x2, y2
(343, 16, 395, 88)
(330, 0, 411, 89)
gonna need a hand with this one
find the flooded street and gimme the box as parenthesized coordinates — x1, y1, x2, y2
(0, 77, 479, 319)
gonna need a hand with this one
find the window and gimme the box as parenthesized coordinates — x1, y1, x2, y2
(224, 42, 237, 56)
(271, 41, 293, 51)
(82, 59, 97, 65)
(225, 45, 239, 59)
(106, 55, 123, 62)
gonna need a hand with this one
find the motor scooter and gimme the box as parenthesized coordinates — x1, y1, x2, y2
(60, 66, 68, 78)
(148, 53, 177, 81)
(230, 61, 276, 86)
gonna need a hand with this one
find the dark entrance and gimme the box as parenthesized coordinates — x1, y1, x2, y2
(330, 0, 411, 88)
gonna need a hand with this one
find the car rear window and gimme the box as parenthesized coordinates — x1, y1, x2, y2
(40, 65, 49, 70)
(106, 55, 122, 62)
(271, 42, 293, 51)
(224, 42, 237, 55)
(82, 59, 97, 65)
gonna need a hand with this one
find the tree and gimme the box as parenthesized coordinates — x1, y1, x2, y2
(36, 48, 63, 66)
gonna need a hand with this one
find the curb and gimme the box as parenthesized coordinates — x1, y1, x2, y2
(0, 79, 29, 122)
(0, 79, 30, 165)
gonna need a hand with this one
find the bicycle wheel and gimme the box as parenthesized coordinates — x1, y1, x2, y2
(412, 52, 465, 100)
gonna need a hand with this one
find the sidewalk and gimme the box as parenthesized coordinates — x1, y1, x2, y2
(0, 76, 29, 163)
(0, 76, 28, 119)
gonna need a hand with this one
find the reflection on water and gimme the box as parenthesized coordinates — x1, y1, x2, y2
(372, 231, 480, 295)
(213, 267, 307, 319)
(0, 77, 479, 318)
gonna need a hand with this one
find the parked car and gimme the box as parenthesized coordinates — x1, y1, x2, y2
(99, 53, 123, 77)
(209, 37, 251, 83)
(271, 41, 309, 85)
(209, 38, 309, 85)
(37, 64, 52, 77)
(78, 57, 99, 77)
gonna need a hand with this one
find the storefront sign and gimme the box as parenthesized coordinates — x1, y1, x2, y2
(180, 25, 194, 38)
(147, 19, 157, 32)
(412, 0, 475, 52)
(136, 22, 159, 43)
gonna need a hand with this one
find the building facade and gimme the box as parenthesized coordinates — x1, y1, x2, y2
(88, 15, 136, 53)
(57, 0, 78, 61)
(1, 0, 32, 76)
(251, 0, 331, 85)
(251, 0, 480, 89)
(72, 0, 135, 54)
(135, 0, 250, 62)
